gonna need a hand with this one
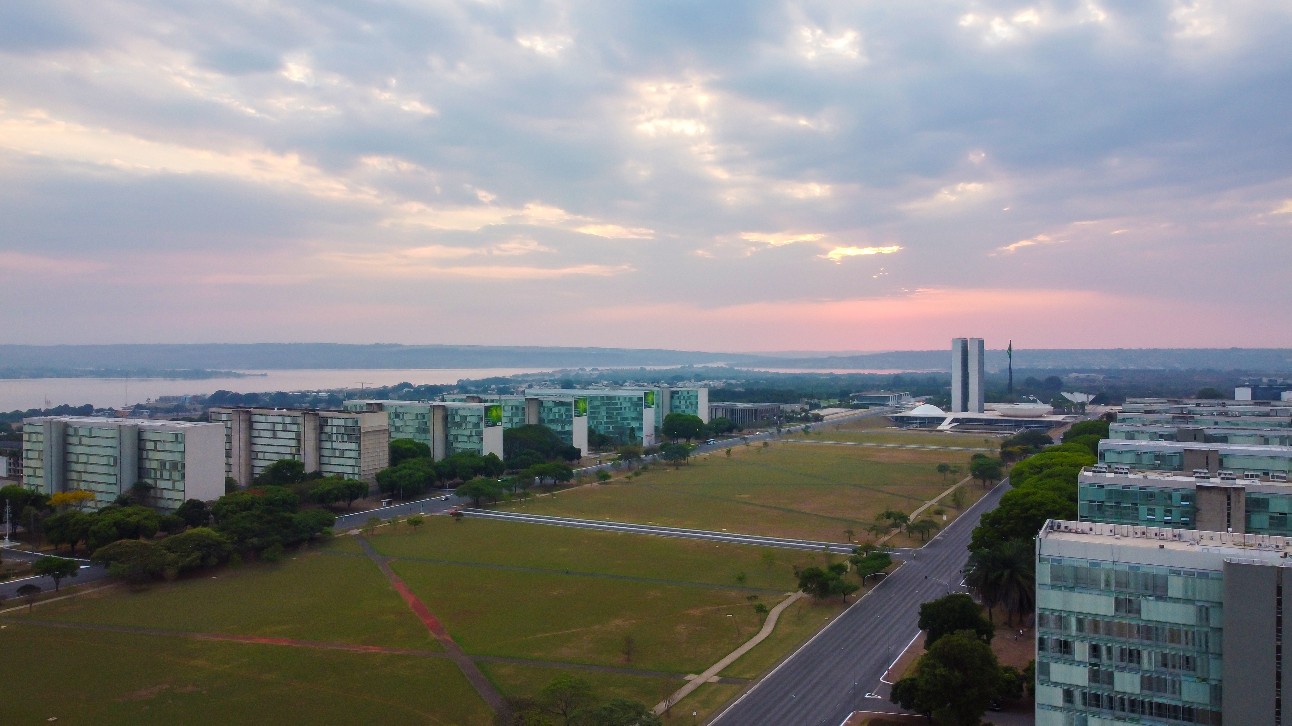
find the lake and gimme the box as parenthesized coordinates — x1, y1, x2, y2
(0, 368, 556, 412)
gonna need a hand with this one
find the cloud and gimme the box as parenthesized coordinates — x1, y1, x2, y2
(4, 1, 1292, 347)
(822, 245, 901, 263)
(740, 232, 826, 247)
(996, 234, 1057, 254)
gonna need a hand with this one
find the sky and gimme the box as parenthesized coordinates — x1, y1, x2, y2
(3, 1, 1292, 352)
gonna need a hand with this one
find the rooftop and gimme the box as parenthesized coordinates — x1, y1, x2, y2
(1040, 519, 1292, 556)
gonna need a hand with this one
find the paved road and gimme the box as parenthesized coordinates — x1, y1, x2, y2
(461, 510, 911, 557)
(332, 492, 464, 530)
(0, 547, 108, 601)
(710, 480, 1008, 726)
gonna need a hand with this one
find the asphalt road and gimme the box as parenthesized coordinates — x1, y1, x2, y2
(710, 480, 1008, 726)
(0, 546, 108, 601)
(332, 492, 464, 530)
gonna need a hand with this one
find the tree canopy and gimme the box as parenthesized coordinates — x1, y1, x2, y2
(504, 424, 580, 469)
(917, 593, 994, 648)
(798, 563, 858, 602)
(661, 413, 706, 442)
(390, 438, 431, 467)
(891, 629, 1009, 726)
(32, 556, 80, 591)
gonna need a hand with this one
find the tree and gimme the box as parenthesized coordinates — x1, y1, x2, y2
(376, 459, 436, 500)
(580, 699, 663, 726)
(49, 489, 95, 510)
(1196, 386, 1225, 400)
(312, 477, 369, 508)
(159, 527, 233, 572)
(504, 425, 580, 469)
(390, 438, 432, 467)
(906, 518, 941, 541)
(970, 487, 1074, 551)
(965, 539, 1036, 625)
(0, 484, 48, 514)
(92, 539, 178, 585)
(407, 514, 425, 532)
(850, 546, 892, 583)
(917, 593, 994, 648)
(798, 563, 859, 602)
(709, 416, 737, 434)
(254, 458, 306, 486)
(1064, 419, 1110, 441)
(538, 674, 597, 725)
(16, 583, 41, 612)
(661, 413, 706, 442)
(968, 455, 1003, 488)
(936, 463, 951, 481)
(658, 442, 691, 467)
(43, 510, 93, 555)
(32, 556, 80, 591)
(175, 499, 212, 528)
(874, 509, 910, 533)
(616, 444, 643, 462)
(456, 478, 505, 507)
(890, 629, 1007, 726)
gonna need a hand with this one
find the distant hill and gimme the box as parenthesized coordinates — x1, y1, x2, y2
(2, 344, 1292, 374)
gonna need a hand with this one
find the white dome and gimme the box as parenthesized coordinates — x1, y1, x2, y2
(906, 403, 947, 416)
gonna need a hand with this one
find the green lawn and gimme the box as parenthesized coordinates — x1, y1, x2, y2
(479, 661, 678, 709)
(30, 546, 434, 649)
(0, 623, 490, 725)
(0, 515, 866, 723)
(393, 559, 767, 673)
(367, 516, 816, 592)
(504, 443, 968, 541)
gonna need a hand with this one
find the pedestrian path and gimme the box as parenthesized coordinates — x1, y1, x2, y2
(652, 591, 805, 716)
(356, 536, 507, 713)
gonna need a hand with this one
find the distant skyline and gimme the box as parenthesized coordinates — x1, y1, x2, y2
(3, 2, 1291, 351)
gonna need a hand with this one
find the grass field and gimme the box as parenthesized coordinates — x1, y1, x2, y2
(790, 415, 1004, 448)
(2, 517, 843, 724)
(368, 515, 819, 591)
(26, 547, 434, 648)
(504, 441, 976, 542)
(0, 624, 490, 725)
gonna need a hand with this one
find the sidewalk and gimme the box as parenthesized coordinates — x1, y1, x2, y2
(653, 591, 805, 716)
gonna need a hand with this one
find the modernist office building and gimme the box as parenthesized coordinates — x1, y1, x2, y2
(1120, 398, 1292, 418)
(708, 402, 786, 428)
(1036, 519, 1292, 725)
(527, 389, 654, 446)
(440, 394, 589, 456)
(349, 398, 582, 460)
(1109, 422, 1292, 447)
(1098, 439, 1292, 478)
(21, 416, 224, 511)
(1077, 466, 1292, 535)
(210, 407, 389, 487)
(950, 337, 985, 414)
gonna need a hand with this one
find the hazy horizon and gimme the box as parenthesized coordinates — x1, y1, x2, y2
(4, 2, 1291, 350)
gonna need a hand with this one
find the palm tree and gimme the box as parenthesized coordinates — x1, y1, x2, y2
(966, 539, 1035, 626)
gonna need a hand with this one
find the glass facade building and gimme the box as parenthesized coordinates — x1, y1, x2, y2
(210, 407, 389, 487)
(21, 416, 225, 511)
(1036, 520, 1292, 725)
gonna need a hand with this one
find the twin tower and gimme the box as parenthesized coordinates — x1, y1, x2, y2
(950, 337, 985, 414)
